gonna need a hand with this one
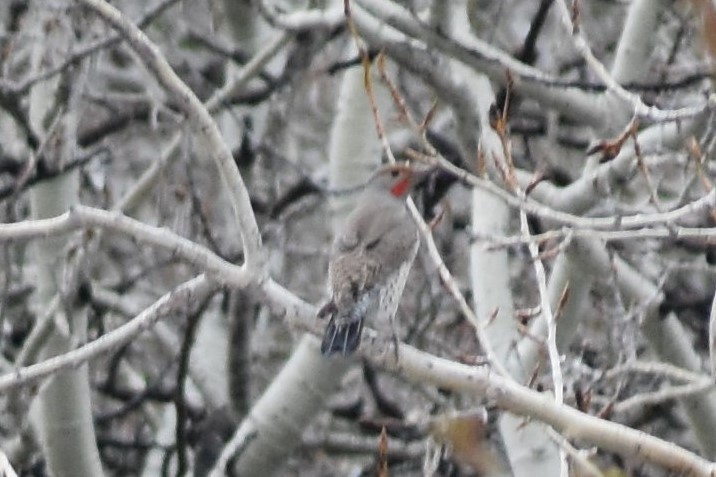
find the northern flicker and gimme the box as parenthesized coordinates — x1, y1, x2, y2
(318, 163, 429, 356)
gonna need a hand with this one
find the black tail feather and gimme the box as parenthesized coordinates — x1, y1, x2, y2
(320, 315, 365, 356)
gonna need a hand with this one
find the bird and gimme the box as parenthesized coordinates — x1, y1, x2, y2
(318, 163, 430, 356)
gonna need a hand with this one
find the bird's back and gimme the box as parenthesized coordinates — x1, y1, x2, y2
(329, 193, 418, 307)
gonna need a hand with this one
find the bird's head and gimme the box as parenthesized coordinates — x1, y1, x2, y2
(368, 163, 431, 199)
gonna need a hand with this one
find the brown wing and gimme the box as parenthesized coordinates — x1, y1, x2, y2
(329, 201, 418, 307)
(328, 250, 381, 308)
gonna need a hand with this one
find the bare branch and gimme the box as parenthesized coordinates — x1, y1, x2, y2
(75, 0, 266, 274)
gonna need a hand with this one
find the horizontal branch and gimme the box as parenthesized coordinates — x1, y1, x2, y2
(0, 204, 713, 475)
(256, 280, 716, 477)
(553, 0, 711, 122)
(414, 150, 716, 230)
(365, 342, 716, 477)
(0, 205, 251, 288)
(471, 224, 716, 249)
(353, 0, 606, 126)
(0, 0, 179, 96)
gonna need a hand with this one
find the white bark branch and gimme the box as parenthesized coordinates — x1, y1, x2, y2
(554, 0, 710, 122)
(1, 210, 714, 475)
(0, 275, 214, 393)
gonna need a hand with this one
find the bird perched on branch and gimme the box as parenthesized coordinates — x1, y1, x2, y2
(318, 163, 430, 356)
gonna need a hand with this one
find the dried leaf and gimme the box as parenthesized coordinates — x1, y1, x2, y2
(429, 411, 506, 475)
(377, 427, 389, 477)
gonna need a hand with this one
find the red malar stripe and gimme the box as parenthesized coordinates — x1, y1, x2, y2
(390, 177, 410, 197)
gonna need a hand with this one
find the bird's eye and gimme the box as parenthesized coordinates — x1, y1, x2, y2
(390, 169, 400, 178)
(365, 237, 380, 250)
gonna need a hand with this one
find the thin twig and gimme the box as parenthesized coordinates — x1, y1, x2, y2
(0, 0, 180, 95)
(407, 148, 716, 231)
(553, 0, 712, 122)
(0, 276, 215, 393)
(76, 0, 266, 273)
(614, 379, 715, 415)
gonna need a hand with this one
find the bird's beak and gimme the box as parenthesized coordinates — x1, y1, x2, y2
(410, 166, 434, 188)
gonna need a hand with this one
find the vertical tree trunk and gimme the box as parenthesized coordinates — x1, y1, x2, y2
(27, 4, 104, 477)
